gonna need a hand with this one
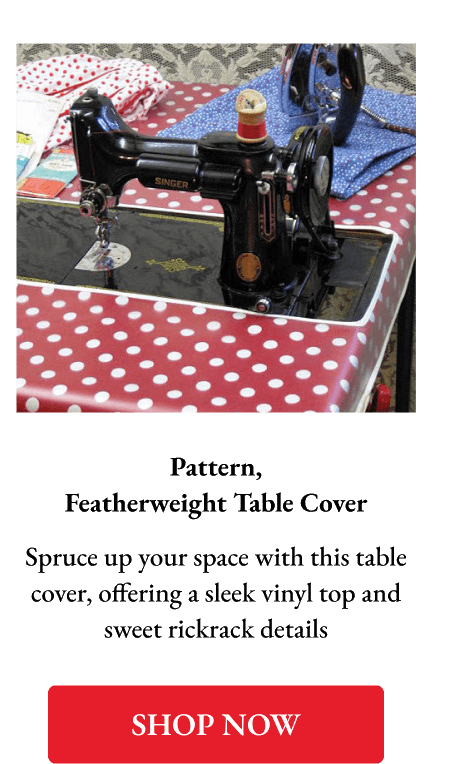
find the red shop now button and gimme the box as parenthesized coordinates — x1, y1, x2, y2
(48, 685, 384, 763)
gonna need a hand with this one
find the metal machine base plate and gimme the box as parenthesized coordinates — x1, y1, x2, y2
(75, 241, 132, 271)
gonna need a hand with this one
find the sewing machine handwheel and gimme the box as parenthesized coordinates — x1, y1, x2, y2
(288, 124, 333, 228)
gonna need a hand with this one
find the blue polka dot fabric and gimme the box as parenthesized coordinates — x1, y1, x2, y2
(158, 66, 416, 199)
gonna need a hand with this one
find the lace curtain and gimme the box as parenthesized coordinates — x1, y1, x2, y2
(16, 43, 416, 93)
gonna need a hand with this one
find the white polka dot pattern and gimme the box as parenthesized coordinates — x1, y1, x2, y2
(330, 163, 416, 231)
(16, 289, 342, 411)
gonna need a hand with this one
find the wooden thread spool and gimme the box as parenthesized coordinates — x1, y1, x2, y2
(236, 89, 267, 143)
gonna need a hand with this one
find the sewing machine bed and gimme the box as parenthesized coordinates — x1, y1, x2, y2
(17, 200, 225, 299)
(17, 199, 391, 323)
(16, 80, 416, 413)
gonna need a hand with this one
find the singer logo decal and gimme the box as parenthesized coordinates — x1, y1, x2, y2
(155, 177, 189, 189)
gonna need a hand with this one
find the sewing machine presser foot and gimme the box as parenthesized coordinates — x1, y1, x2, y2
(75, 212, 131, 272)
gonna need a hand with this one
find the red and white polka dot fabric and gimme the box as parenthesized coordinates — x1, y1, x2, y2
(16, 82, 416, 413)
(16, 54, 171, 152)
(21, 290, 364, 413)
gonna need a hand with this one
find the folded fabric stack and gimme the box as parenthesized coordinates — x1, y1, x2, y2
(158, 65, 416, 199)
(16, 54, 172, 153)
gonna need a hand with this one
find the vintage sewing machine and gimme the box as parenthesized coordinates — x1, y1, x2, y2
(60, 86, 388, 321)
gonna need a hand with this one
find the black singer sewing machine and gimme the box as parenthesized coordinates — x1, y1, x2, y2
(17, 86, 391, 321)
(71, 86, 394, 319)
(70, 85, 342, 317)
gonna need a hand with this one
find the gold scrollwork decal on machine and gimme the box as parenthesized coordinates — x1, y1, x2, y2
(146, 257, 206, 273)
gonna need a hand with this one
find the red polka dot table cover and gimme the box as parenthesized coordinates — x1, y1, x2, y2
(16, 82, 416, 413)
